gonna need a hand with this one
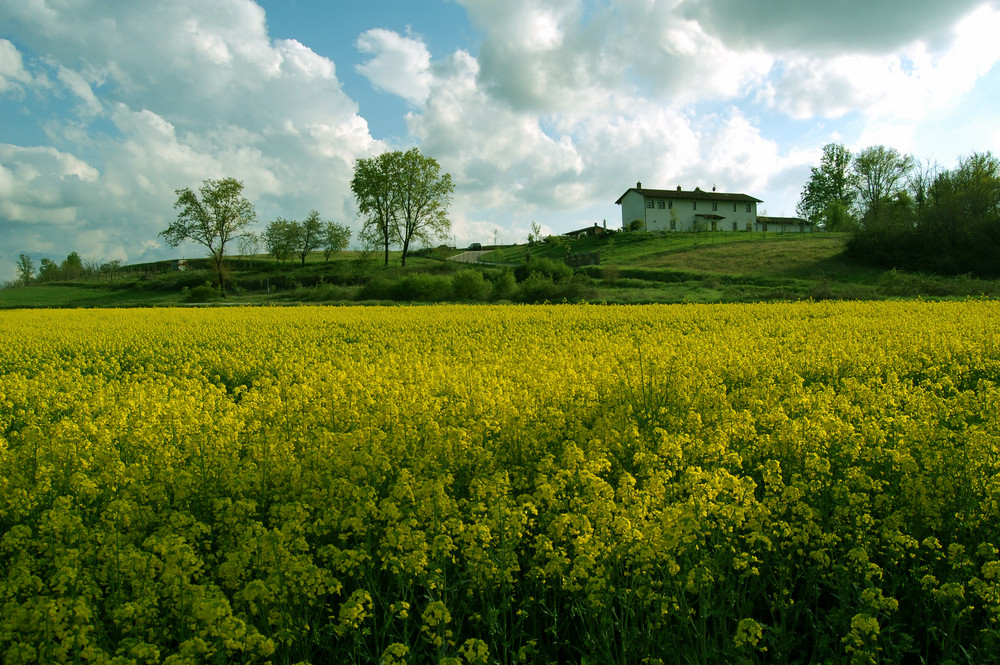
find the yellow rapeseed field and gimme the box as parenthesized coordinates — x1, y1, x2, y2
(1, 301, 999, 664)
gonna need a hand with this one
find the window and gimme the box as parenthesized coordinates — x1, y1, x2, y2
(746, 204, 752, 212)
(732, 222, 737, 231)
(693, 201, 697, 210)
(657, 200, 665, 209)
(668, 201, 673, 209)
(712, 202, 718, 211)
(733, 203, 737, 212)
(646, 200, 654, 209)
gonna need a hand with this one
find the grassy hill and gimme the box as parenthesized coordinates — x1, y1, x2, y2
(3, 231, 999, 308)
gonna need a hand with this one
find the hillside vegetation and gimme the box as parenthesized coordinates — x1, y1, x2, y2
(3, 231, 999, 308)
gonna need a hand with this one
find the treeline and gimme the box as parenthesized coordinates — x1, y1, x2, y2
(11, 251, 126, 287)
(798, 144, 1000, 276)
(253, 210, 351, 267)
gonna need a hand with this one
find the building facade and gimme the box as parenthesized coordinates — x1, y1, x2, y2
(616, 183, 763, 232)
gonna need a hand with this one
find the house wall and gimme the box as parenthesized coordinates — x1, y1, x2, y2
(620, 191, 758, 232)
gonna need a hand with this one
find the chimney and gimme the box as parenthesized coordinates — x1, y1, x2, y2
(712, 184, 717, 192)
(636, 181, 642, 189)
(676, 185, 681, 191)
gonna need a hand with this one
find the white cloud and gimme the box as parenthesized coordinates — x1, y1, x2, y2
(0, 39, 32, 92)
(356, 29, 433, 105)
(764, 4, 1000, 123)
(2, 0, 1000, 277)
(0, 0, 380, 272)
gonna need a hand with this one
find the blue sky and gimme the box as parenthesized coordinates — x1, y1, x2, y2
(2, 0, 1000, 281)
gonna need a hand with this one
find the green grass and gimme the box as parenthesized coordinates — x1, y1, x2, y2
(4, 232, 998, 308)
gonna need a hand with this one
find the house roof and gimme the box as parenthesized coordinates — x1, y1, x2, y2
(563, 223, 605, 238)
(615, 185, 763, 205)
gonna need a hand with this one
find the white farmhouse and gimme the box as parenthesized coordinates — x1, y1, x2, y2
(616, 182, 763, 232)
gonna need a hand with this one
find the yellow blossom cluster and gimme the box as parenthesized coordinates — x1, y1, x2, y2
(1, 301, 999, 663)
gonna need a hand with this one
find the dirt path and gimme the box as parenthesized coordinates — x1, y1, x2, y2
(448, 250, 491, 264)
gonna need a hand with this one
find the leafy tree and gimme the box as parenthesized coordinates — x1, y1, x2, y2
(352, 152, 400, 266)
(295, 210, 323, 266)
(160, 177, 257, 296)
(393, 148, 454, 266)
(351, 148, 454, 266)
(853, 146, 913, 227)
(796, 143, 858, 230)
(321, 221, 352, 262)
(529, 221, 542, 244)
(846, 150, 1000, 276)
(38, 258, 59, 282)
(263, 218, 297, 266)
(61, 251, 84, 280)
(15, 253, 34, 284)
(100, 259, 123, 279)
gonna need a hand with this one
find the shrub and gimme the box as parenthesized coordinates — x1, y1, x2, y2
(391, 273, 453, 301)
(451, 270, 490, 301)
(517, 274, 596, 303)
(514, 257, 572, 283)
(356, 277, 394, 301)
(490, 269, 518, 301)
(186, 285, 219, 303)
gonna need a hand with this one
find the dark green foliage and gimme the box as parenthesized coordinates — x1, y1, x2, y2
(490, 269, 518, 300)
(185, 285, 219, 303)
(450, 270, 490, 301)
(514, 257, 572, 283)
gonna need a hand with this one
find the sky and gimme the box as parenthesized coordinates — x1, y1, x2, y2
(2, 0, 1000, 282)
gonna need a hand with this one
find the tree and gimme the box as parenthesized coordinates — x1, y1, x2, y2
(15, 253, 35, 284)
(160, 177, 256, 295)
(796, 143, 858, 230)
(321, 221, 352, 262)
(529, 221, 542, 245)
(62, 251, 84, 280)
(161, 178, 256, 293)
(38, 258, 59, 282)
(351, 148, 454, 266)
(263, 218, 297, 266)
(853, 146, 913, 227)
(352, 152, 400, 266)
(394, 148, 454, 266)
(237, 232, 261, 263)
(294, 210, 323, 266)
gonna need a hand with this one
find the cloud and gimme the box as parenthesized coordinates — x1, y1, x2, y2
(2, 0, 999, 281)
(677, 0, 998, 53)
(356, 28, 433, 105)
(0, 39, 32, 92)
(0, 0, 379, 273)
(404, 37, 804, 236)
(0, 144, 100, 224)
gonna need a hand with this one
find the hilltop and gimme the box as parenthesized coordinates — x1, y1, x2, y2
(2, 231, 998, 308)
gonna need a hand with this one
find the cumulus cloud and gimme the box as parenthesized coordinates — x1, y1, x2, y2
(0, 144, 100, 225)
(2, 0, 999, 282)
(677, 0, 998, 53)
(762, 4, 1000, 121)
(356, 29, 433, 105)
(0, 0, 379, 274)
